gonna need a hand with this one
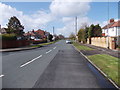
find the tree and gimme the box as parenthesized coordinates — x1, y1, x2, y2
(69, 33, 76, 40)
(78, 29, 86, 43)
(88, 24, 102, 37)
(88, 24, 94, 38)
(48, 34, 53, 41)
(6, 16, 24, 36)
(93, 24, 102, 37)
(58, 34, 65, 39)
(84, 26, 89, 42)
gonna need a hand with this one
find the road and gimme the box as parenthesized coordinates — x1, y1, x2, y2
(2, 40, 116, 88)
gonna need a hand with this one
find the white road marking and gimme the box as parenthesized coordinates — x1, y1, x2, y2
(53, 47, 56, 49)
(46, 50, 52, 54)
(20, 55, 42, 68)
(0, 75, 4, 78)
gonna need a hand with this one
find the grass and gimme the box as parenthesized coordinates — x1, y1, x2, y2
(31, 40, 58, 48)
(87, 54, 119, 86)
(73, 42, 93, 51)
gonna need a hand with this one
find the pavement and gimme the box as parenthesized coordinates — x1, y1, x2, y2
(1, 40, 117, 88)
(0, 47, 37, 52)
(79, 43, 120, 58)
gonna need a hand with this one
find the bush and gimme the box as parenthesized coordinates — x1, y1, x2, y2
(0, 34, 17, 41)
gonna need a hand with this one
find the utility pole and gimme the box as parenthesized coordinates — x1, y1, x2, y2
(53, 26, 55, 35)
(75, 16, 77, 42)
(107, 0, 109, 49)
(53, 26, 55, 41)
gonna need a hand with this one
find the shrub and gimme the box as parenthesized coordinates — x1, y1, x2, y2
(0, 34, 17, 41)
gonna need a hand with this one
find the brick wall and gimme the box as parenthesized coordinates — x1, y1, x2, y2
(87, 37, 117, 49)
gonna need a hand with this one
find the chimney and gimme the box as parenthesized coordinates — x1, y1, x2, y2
(109, 19, 114, 23)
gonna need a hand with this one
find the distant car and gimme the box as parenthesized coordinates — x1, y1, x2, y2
(66, 40, 72, 44)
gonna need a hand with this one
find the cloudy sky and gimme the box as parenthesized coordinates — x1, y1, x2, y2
(0, 0, 118, 37)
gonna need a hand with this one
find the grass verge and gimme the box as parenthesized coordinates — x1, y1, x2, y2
(87, 54, 119, 86)
(73, 42, 93, 51)
(31, 40, 58, 48)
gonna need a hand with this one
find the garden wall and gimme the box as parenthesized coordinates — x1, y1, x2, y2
(87, 37, 118, 49)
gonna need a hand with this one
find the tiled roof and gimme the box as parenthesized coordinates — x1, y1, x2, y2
(102, 20, 120, 29)
(102, 22, 115, 29)
(110, 20, 120, 28)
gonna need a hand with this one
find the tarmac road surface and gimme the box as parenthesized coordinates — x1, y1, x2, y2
(1, 40, 116, 88)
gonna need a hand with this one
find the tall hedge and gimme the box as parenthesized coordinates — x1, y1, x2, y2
(0, 34, 17, 41)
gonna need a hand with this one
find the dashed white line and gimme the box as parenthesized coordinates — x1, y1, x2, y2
(0, 75, 4, 78)
(53, 47, 56, 49)
(46, 50, 52, 54)
(20, 55, 42, 68)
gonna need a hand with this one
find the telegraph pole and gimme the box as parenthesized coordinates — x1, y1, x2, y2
(53, 26, 55, 41)
(75, 16, 77, 42)
(53, 26, 55, 35)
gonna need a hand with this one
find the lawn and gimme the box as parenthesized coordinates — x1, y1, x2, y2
(73, 42, 93, 51)
(88, 54, 119, 86)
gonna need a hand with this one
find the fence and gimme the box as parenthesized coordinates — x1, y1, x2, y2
(0, 40, 30, 49)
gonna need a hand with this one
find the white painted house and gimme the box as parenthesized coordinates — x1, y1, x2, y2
(0, 25, 6, 34)
(102, 19, 120, 37)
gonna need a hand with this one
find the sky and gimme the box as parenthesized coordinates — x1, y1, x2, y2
(0, 0, 118, 37)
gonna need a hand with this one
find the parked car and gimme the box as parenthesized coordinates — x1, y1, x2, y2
(66, 40, 72, 44)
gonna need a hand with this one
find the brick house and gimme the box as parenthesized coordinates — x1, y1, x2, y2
(24, 29, 47, 40)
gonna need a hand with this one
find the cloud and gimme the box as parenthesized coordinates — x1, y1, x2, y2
(0, 1, 93, 37)
(50, 0, 90, 17)
(0, 3, 23, 27)
(56, 17, 90, 37)
(0, 2, 54, 32)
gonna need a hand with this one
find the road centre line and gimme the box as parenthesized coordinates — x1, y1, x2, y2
(0, 75, 4, 78)
(53, 47, 56, 49)
(46, 50, 52, 54)
(20, 55, 42, 68)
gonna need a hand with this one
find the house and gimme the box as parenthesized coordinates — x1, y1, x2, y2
(35, 29, 46, 39)
(24, 29, 47, 40)
(102, 19, 120, 37)
(24, 30, 36, 40)
(0, 25, 6, 34)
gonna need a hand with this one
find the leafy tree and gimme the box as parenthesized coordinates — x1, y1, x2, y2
(69, 33, 76, 40)
(93, 24, 102, 37)
(48, 34, 53, 41)
(88, 24, 94, 38)
(84, 26, 89, 42)
(58, 34, 65, 39)
(78, 29, 86, 43)
(88, 24, 102, 37)
(6, 16, 24, 36)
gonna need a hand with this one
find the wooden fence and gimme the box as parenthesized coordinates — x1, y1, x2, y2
(0, 40, 30, 49)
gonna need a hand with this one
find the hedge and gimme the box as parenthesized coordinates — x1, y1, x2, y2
(0, 34, 17, 41)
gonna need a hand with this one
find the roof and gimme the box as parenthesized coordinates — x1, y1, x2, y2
(111, 20, 120, 28)
(0, 28, 6, 34)
(102, 20, 120, 29)
(35, 29, 45, 36)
